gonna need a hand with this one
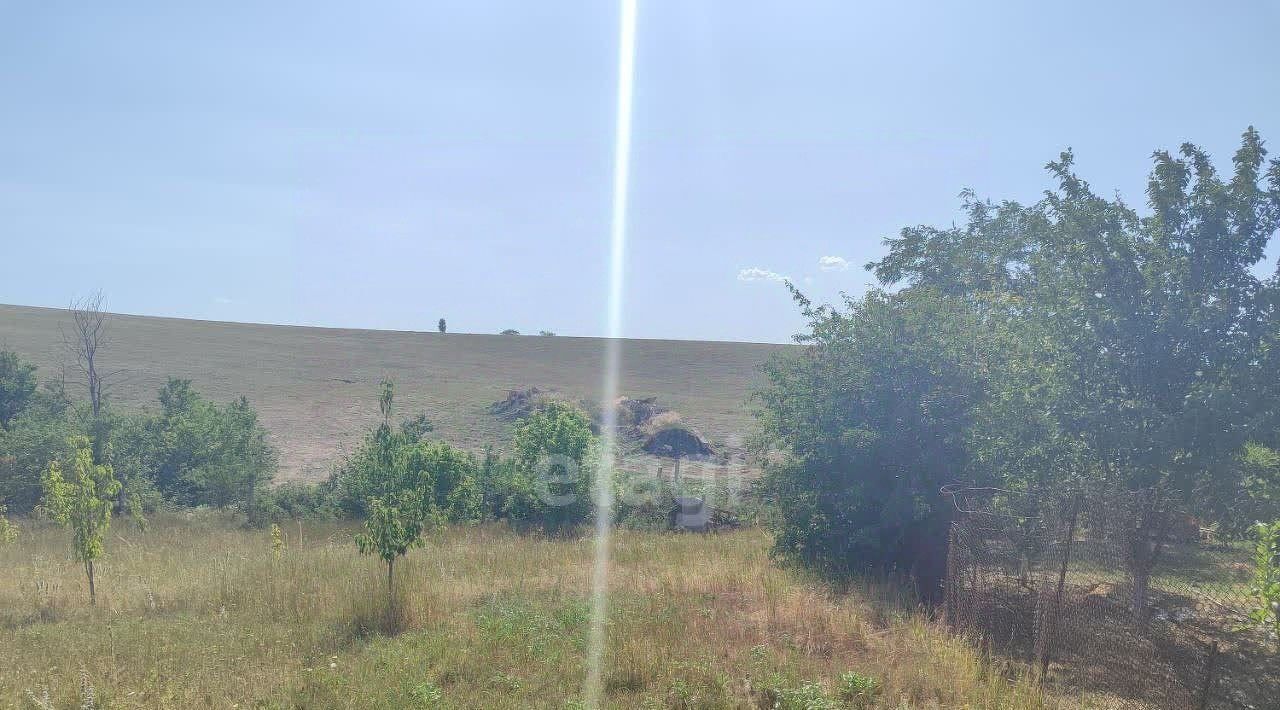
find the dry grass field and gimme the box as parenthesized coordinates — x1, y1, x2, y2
(0, 304, 786, 482)
(0, 515, 1052, 709)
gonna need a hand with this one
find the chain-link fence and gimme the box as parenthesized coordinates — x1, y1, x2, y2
(944, 486, 1279, 709)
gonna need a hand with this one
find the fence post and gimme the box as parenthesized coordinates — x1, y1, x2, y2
(945, 524, 959, 631)
(1196, 641, 1220, 710)
(1040, 493, 1082, 677)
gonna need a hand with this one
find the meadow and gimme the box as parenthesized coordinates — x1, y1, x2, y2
(0, 515, 1053, 709)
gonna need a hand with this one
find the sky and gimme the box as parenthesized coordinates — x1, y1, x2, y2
(1, 1, 1277, 343)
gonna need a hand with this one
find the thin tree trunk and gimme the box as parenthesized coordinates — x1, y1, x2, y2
(386, 559, 394, 608)
(86, 559, 96, 605)
(1131, 568, 1150, 620)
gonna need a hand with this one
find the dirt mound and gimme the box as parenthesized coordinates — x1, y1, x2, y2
(489, 387, 558, 420)
(644, 422, 715, 458)
(614, 396, 668, 429)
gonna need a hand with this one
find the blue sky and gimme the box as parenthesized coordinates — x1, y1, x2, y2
(2, 1, 1277, 343)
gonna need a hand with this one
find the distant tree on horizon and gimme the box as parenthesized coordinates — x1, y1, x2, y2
(438, 318, 446, 334)
(500, 329, 520, 336)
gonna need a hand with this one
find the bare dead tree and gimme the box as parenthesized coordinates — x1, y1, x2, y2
(63, 291, 124, 419)
(62, 292, 133, 513)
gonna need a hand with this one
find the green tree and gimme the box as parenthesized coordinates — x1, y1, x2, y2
(757, 286, 997, 598)
(868, 128, 1280, 613)
(506, 399, 596, 531)
(0, 380, 77, 514)
(345, 380, 440, 604)
(188, 396, 277, 508)
(142, 379, 276, 508)
(0, 350, 38, 430)
(42, 437, 125, 604)
(438, 318, 446, 334)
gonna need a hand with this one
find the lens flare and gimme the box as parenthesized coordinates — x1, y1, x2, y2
(584, 0, 637, 706)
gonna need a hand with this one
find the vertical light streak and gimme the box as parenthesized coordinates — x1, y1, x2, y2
(584, 0, 636, 707)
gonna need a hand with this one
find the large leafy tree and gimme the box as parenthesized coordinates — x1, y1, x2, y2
(757, 287, 1001, 598)
(868, 128, 1280, 611)
(871, 129, 1280, 506)
(133, 378, 277, 508)
(763, 129, 1279, 609)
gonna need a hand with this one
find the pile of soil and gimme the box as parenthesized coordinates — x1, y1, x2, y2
(643, 423, 715, 458)
(489, 387, 557, 420)
(614, 396, 668, 429)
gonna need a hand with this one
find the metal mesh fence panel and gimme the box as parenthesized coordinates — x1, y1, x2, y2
(944, 487, 1279, 709)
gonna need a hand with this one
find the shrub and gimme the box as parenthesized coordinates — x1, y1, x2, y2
(251, 481, 339, 523)
(0, 350, 38, 430)
(759, 676, 837, 710)
(503, 400, 596, 531)
(758, 288, 990, 598)
(0, 380, 77, 514)
(1248, 519, 1280, 646)
(837, 672, 880, 707)
(0, 504, 18, 544)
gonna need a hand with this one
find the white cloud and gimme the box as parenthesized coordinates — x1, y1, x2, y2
(818, 255, 850, 272)
(737, 267, 789, 283)
(214, 296, 233, 304)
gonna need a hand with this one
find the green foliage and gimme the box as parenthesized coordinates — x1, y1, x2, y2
(348, 382, 433, 570)
(437, 318, 446, 334)
(42, 437, 126, 602)
(837, 671, 880, 707)
(411, 681, 443, 706)
(253, 481, 340, 522)
(870, 128, 1280, 520)
(760, 676, 837, 710)
(341, 381, 483, 596)
(270, 523, 285, 562)
(1248, 520, 1280, 646)
(1238, 443, 1280, 533)
(118, 378, 277, 508)
(0, 380, 77, 514)
(0, 504, 17, 544)
(399, 413, 434, 440)
(758, 287, 994, 594)
(501, 400, 596, 531)
(0, 350, 38, 430)
(764, 129, 1280, 594)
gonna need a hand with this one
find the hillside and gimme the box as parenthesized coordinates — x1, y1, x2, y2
(0, 303, 787, 481)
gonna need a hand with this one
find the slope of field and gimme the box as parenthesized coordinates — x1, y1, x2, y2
(0, 303, 787, 481)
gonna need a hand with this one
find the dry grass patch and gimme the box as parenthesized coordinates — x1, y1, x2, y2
(1, 515, 1055, 708)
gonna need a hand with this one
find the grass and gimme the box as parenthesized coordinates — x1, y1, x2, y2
(0, 303, 786, 482)
(0, 514, 1054, 709)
